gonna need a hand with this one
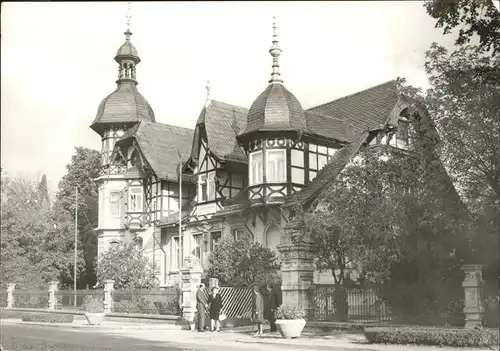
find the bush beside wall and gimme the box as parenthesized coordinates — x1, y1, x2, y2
(21, 313, 74, 324)
(364, 326, 500, 348)
(0, 309, 27, 319)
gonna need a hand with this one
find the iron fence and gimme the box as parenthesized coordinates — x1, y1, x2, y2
(112, 287, 181, 315)
(0, 291, 7, 308)
(55, 289, 102, 311)
(12, 290, 49, 309)
(310, 285, 391, 323)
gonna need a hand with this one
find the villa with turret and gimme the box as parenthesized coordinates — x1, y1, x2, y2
(91, 21, 416, 287)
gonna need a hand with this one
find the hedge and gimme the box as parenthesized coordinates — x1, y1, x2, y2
(21, 313, 74, 324)
(0, 309, 27, 319)
(364, 326, 500, 348)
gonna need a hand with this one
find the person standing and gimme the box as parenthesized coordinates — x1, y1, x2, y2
(264, 284, 279, 332)
(208, 286, 223, 332)
(196, 284, 208, 332)
(251, 285, 265, 336)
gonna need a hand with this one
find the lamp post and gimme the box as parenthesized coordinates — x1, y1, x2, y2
(74, 186, 78, 307)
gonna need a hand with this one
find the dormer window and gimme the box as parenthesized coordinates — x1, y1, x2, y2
(266, 150, 286, 183)
(249, 151, 263, 185)
(129, 187, 143, 212)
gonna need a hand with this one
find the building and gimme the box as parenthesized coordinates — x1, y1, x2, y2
(91, 21, 415, 287)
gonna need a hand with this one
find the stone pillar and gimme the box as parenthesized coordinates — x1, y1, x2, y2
(48, 281, 59, 310)
(181, 255, 203, 331)
(461, 264, 484, 328)
(6, 283, 16, 309)
(103, 279, 115, 314)
(278, 220, 315, 318)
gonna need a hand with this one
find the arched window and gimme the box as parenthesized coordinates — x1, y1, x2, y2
(265, 225, 281, 253)
(109, 192, 121, 218)
(109, 241, 119, 251)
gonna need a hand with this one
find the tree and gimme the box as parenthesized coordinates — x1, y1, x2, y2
(425, 42, 500, 298)
(207, 236, 280, 287)
(55, 147, 100, 288)
(301, 92, 473, 323)
(0, 175, 84, 289)
(424, 0, 500, 58)
(96, 243, 158, 289)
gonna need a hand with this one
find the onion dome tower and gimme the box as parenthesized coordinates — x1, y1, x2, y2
(238, 18, 308, 204)
(90, 15, 156, 168)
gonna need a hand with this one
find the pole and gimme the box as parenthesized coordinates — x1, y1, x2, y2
(74, 186, 78, 307)
(177, 150, 182, 286)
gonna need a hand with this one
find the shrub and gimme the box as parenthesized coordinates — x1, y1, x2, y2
(0, 309, 27, 319)
(275, 305, 306, 320)
(83, 295, 104, 313)
(364, 326, 500, 348)
(21, 313, 74, 324)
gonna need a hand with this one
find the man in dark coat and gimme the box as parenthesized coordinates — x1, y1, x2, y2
(264, 284, 279, 332)
(196, 284, 208, 332)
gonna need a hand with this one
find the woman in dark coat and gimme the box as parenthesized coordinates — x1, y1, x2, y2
(208, 286, 223, 332)
(251, 285, 265, 335)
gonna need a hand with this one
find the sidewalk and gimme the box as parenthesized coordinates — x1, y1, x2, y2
(2, 318, 493, 351)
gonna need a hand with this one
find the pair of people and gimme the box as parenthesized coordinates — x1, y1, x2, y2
(196, 284, 223, 332)
(252, 284, 279, 335)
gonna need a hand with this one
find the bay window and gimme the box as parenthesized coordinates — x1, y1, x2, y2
(266, 150, 286, 183)
(128, 187, 143, 212)
(249, 151, 263, 185)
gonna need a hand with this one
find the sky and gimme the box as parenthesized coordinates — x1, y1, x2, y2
(1, 1, 458, 197)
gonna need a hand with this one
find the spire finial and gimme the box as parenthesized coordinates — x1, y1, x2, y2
(125, 2, 132, 39)
(205, 80, 212, 107)
(269, 16, 283, 84)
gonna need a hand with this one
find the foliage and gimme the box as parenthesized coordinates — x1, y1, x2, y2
(21, 313, 74, 324)
(55, 147, 100, 288)
(0, 309, 28, 319)
(0, 174, 85, 290)
(364, 326, 499, 348)
(82, 295, 104, 313)
(207, 236, 280, 287)
(96, 242, 158, 289)
(274, 304, 306, 320)
(424, 0, 500, 58)
(113, 291, 181, 316)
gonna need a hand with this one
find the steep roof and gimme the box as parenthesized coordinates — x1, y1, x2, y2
(306, 80, 400, 137)
(283, 131, 372, 207)
(199, 100, 248, 163)
(118, 121, 194, 181)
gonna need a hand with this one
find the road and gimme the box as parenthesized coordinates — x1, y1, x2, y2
(1, 324, 188, 351)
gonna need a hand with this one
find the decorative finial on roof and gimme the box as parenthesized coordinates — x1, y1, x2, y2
(205, 80, 212, 107)
(269, 17, 283, 84)
(125, 2, 132, 40)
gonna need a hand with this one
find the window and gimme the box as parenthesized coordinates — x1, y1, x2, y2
(129, 187, 143, 212)
(210, 231, 221, 251)
(173, 237, 183, 270)
(109, 241, 119, 251)
(233, 228, 245, 241)
(266, 150, 286, 183)
(292, 168, 304, 184)
(208, 173, 216, 201)
(192, 234, 202, 261)
(199, 174, 207, 202)
(291, 149, 304, 167)
(109, 192, 120, 217)
(249, 151, 263, 185)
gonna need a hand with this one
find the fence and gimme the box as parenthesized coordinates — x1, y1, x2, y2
(112, 287, 181, 315)
(200, 286, 253, 319)
(310, 285, 391, 323)
(55, 289, 102, 311)
(12, 289, 49, 309)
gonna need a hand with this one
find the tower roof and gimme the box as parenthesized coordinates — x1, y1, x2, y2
(239, 18, 307, 140)
(90, 24, 155, 135)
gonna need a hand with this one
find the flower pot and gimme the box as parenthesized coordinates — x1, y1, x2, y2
(275, 319, 306, 338)
(85, 312, 106, 325)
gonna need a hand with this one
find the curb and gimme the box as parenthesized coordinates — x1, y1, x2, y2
(2, 320, 185, 331)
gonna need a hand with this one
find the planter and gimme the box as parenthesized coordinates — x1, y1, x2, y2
(85, 312, 106, 325)
(276, 319, 306, 338)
